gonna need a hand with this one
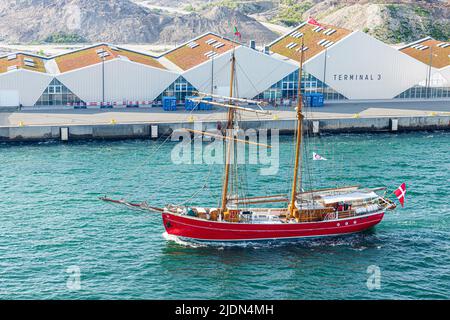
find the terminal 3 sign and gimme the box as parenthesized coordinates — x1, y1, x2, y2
(333, 74, 382, 81)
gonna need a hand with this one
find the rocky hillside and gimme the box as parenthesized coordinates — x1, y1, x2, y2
(158, 6, 277, 44)
(0, 0, 166, 43)
(0, 0, 447, 45)
(300, 0, 449, 44)
(146, 0, 449, 44)
(0, 0, 277, 44)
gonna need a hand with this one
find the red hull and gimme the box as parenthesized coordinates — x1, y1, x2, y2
(162, 212, 385, 242)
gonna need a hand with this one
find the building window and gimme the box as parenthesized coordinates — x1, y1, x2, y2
(35, 78, 84, 106)
(254, 70, 346, 104)
(394, 86, 450, 99)
(156, 76, 197, 103)
(48, 85, 62, 94)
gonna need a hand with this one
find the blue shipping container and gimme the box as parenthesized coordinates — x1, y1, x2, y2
(303, 95, 312, 107)
(200, 97, 212, 111)
(185, 97, 198, 111)
(162, 96, 177, 111)
(304, 93, 324, 107)
(185, 96, 213, 111)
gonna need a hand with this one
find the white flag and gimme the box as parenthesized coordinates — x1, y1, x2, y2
(313, 152, 327, 161)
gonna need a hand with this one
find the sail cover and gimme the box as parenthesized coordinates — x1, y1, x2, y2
(320, 191, 379, 204)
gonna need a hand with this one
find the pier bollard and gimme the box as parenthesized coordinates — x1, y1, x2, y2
(151, 125, 158, 139)
(390, 118, 399, 132)
(60, 127, 69, 141)
(313, 121, 320, 134)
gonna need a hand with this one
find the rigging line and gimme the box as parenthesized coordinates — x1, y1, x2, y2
(205, 132, 224, 205)
(206, 163, 218, 199)
(236, 130, 249, 205)
(238, 161, 245, 210)
(282, 95, 297, 199)
(241, 136, 250, 208)
(305, 105, 314, 193)
(285, 130, 297, 194)
(234, 137, 240, 209)
(106, 132, 174, 203)
(239, 114, 255, 202)
(234, 114, 244, 207)
(332, 133, 336, 188)
(192, 165, 215, 206)
(304, 107, 315, 196)
(302, 119, 309, 193)
(341, 142, 354, 186)
(202, 63, 229, 91)
(239, 167, 247, 210)
(235, 59, 289, 103)
(340, 139, 345, 187)
(195, 62, 230, 94)
(182, 160, 216, 207)
(285, 117, 296, 198)
(230, 65, 239, 208)
(235, 61, 260, 99)
(305, 100, 315, 187)
(288, 109, 298, 199)
(239, 153, 249, 209)
(233, 114, 240, 203)
(312, 122, 323, 191)
(235, 61, 267, 111)
(287, 69, 302, 198)
(190, 108, 228, 124)
(207, 169, 221, 208)
(175, 129, 235, 208)
(334, 135, 340, 186)
(182, 182, 207, 207)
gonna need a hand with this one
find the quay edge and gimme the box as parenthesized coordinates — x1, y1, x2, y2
(0, 116, 449, 142)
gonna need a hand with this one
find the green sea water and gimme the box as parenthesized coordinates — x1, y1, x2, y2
(0, 131, 449, 299)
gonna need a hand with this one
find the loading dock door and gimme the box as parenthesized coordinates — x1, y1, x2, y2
(0, 90, 20, 107)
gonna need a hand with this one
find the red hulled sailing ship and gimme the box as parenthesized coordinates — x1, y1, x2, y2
(102, 39, 398, 243)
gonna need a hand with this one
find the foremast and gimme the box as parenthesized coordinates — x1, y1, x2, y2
(220, 42, 305, 218)
(288, 39, 306, 220)
(220, 52, 236, 213)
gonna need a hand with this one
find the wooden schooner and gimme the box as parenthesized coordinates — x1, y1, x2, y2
(101, 41, 398, 243)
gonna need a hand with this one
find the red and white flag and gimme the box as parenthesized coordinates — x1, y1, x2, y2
(394, 183, 406, 207)
(307, 17, 322, 27)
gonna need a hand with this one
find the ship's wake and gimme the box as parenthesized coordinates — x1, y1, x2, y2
(162, 231, 378, 250)
(162, 232, 208, 248)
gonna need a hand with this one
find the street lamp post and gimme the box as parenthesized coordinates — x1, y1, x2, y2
(102, 55, 105, 104)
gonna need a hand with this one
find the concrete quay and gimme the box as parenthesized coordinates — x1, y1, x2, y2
(0, 100, 449, 142)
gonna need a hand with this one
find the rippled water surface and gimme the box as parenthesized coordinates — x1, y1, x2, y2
(0, 131, 449, 299)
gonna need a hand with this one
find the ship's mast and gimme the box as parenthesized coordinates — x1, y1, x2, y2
(220, 52, 236, 213)
(288, 38, 305, 219)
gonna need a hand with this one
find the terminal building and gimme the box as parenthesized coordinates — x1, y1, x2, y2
(0, 24, 449, 108)
(267, 23, 450, 101)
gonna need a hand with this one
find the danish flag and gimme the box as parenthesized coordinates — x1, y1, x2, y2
(394, 183, 406, 207)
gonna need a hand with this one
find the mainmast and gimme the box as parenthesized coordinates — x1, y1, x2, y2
(288, 39, 305, 220)
(220, 52, 236, 213)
